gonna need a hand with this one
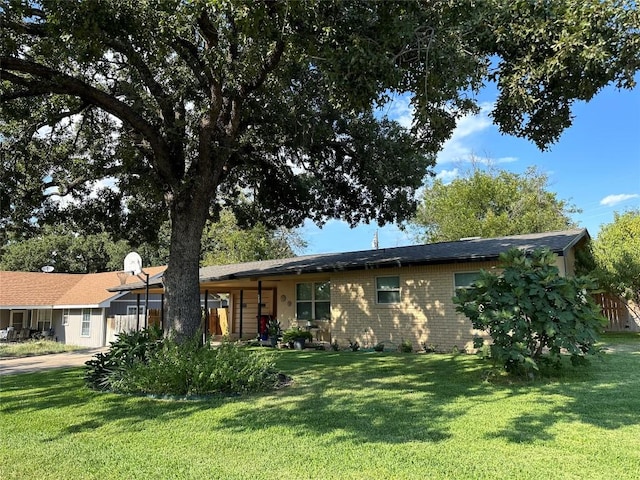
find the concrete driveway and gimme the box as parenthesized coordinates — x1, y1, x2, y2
(0, 348, 106, 376)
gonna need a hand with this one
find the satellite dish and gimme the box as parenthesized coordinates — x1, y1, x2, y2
(41, 265, 55, 273)
(123, 252, 143, 275)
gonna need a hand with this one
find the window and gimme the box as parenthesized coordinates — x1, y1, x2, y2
(454, 272, 481, 291)
(62, 309, 70, 326)
(81, 309, 91, 337)
(376, 276, 401, 304)
(296, 282, 330, 321)
(126, 306, 145, 317)
(36, 310, 52, 331)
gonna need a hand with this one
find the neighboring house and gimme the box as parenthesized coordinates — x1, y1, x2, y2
(113, 229, 591, 351)
(0, 267, 166, 347)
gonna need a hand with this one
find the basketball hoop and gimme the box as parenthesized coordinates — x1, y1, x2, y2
(117, 271, 131, 285)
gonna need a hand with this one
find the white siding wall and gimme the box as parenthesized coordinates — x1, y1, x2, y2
(60, 308, 106, 347)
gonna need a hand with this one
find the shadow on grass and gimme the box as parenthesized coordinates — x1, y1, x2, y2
(0, 368, 225, 439)
(213, 351, 493, 444)
(486, 337, 640, 444)
(0, 352, 489, 445)
(2, 338, 639, 447)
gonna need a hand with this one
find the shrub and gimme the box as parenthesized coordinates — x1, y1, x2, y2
(453, 247, 606, 376)
(348, 340, 360, 351)
(421, 342, 438, 353)
(373, 342, 385, 352)
(121, 341, 280, 396)
(281, 327, 313, 343)
(85, 326, 163, 391)
(267, 318, 282, 338)
(399, 339, 413, 353)
(86, 328, 281, 396)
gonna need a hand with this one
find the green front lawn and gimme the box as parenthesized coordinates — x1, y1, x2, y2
(0, 340, 85, 358)
(1, 333, 639, 479)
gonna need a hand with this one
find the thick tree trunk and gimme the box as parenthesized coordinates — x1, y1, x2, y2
(163, 190, 210, 341)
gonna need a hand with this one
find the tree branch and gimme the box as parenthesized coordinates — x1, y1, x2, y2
(197, 10, 219, 50)
(105, 39, 174, 124)
(0, 56, 177, 184)
(172, 36, 212, 89)
(240, 39, 285, 97)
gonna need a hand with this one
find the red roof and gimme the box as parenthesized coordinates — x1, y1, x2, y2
(0, 267, 166, 308)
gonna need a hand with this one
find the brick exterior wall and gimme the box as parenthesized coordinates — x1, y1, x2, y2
(326, 262, 497, 352)
(246, 255, 572, 351)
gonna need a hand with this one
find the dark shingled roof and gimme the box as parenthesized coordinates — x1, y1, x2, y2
(110, 229, 587, 291)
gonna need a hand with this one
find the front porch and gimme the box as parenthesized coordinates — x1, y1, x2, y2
(122, 274, 333, 343)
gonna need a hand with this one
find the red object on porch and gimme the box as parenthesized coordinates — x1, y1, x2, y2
(258, 315, 270, 340)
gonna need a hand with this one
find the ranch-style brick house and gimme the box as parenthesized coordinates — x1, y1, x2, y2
(114, 228, 594, 351)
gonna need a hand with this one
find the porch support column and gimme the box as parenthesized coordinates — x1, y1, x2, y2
(239, 290, 244, 339)
(203, 290, 209, 344)
(144, 273, 150, 329)
(136, 293, 141, 330)
(257, 280, 262, 338)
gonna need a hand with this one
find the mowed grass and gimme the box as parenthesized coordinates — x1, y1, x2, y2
(0, 340, 85, 358)
(1, 333, 639, 479)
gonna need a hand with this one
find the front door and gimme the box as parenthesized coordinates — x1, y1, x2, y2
(10, 310, 26, 330)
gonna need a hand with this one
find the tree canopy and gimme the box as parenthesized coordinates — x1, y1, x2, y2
(201, 210, 305, 266)
(0, 229, 123, 273)
(0, 210, 303, 273)
(412, 165, 579, 243)
(2, 0, 638, 338)
(593, 209, 640, 316)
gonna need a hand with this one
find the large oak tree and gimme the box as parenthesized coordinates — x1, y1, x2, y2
(1, 0, 638, 339)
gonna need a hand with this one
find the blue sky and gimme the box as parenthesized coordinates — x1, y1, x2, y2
(300, 81, 640, 255)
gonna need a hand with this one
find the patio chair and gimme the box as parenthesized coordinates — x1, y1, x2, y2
(313, 320, 331, 343)
(18, 328, 31, 341)
(6, 327, 17, 342)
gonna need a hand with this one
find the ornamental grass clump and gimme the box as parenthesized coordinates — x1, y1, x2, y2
(85, 328, 281, 396)
(453, 247, 607, 377)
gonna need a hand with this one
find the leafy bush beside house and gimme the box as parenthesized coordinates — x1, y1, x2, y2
(453, 248, 606, 376)
(85, 328, 282, 396)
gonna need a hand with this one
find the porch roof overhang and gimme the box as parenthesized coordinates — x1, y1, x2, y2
(108, 229, 589, 294)
(0, 304, 106, 310)
(1, 305, 56, 310)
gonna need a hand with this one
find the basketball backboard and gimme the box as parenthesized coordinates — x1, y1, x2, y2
(123, 252, 143, 275)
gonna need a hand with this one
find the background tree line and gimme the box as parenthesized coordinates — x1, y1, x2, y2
(0, 208, 304, 273)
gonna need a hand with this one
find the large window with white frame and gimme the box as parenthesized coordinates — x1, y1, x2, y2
(81, 309, 91, 337)
(296, 282, 330, 321)
(376, 276, 401, 304)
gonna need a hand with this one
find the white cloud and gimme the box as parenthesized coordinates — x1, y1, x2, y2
(437, 103, 493, 164)
(600, 193, 640, 207)
(436, 168, 459, 184)
(382, 96, 519, 172)
(383, 95, 414, 129)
